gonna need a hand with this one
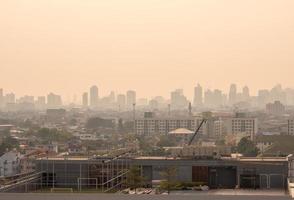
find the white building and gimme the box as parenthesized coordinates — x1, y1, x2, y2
(225, 117, 258, 140)
(78, 134, 98, 141)
(135, 117, 204, 135)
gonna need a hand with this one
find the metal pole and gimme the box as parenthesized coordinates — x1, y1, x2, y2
(79, 163, 82, 191)
(102, 161, 104, 192)
(52, 159, 55, 189)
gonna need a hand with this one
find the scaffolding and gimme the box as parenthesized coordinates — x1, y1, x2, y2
(34, 154, 132, 193)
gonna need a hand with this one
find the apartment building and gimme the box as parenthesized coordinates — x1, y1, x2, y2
(225, 117, 258, 140)
(288, 119, 294, 136)
(135, 114, 258, 140)
(134, 117, 204, 135)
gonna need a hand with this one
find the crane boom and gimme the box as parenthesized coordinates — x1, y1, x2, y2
(188, 119, 206, 146)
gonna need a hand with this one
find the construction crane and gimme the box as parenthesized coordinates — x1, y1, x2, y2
(188, 119, 207, 146)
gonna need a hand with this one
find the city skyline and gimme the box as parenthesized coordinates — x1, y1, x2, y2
(0, 83, 293, 106)
(1, 0, 294, 99)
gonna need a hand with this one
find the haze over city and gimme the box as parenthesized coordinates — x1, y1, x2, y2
(2, 1, 294, 199)
(1, 0, 294, 98)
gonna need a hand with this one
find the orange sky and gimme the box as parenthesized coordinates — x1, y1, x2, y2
(1, 0, 294, 99)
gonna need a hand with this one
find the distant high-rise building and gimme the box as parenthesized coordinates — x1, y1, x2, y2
(270, 84, 286, 104)
(5, 93, 15, 104)
(149, 99, 159, 110)
(229, 84, 237, 105)
(171, 89, 188, 109)
(18, 95, 34, 104)
(109, 91, 115, 104)
(193, 84, 203, 107)
(204, 89, 213, 107)
(82, 92, 88, 107)
(266, 101, 285, 115)
(90, 85, 99, 107)
(0, 88, 3, 107)
(117, 94, 126, 111)
(36, 96, 46, 110)
(214, 89, 223, 107)
(242, 86, 250, 101)
(126, 90, 136, 109)
(258, 89, 270, 107)
(47, 93, 62, 108)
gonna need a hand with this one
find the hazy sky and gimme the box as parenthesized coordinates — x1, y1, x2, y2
(1, 0, 294, 100)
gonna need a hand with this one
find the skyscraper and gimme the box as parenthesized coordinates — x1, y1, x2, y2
(90, 85, 99, 107)
(117, 94, 126, 111)
(171, 89, 188, 109)
(109, 91, 115, 104)
(193, 84, 203, 107)
(47, 93, 62, 108)
(229, 84, 237, 105)
(5, 93, 15, 104)
(36, 96, 46, 110)
(242, 86, 250, 101)
(82, 92, 88, 107)
(126, 90, 136, 110)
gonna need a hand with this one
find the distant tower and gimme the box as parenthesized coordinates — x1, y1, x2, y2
(47, 93, 62, 108)
(193, 84, 203, 107)
(82, 92, 88, 107)
(229, 84, 237, 105)
(168, 104, 171, 117)
(242, 86, 250, 101)
(117, 94, 126, 111)
(127, 90, 136, 110)
(90, 85, 99, 107)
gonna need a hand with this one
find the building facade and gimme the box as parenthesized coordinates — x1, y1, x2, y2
(266, 101, 285, 115)
(288, 119, 294, 136)
(225, 117, 258, 140)
(135, 117, 204, 135)
(35, 156, 288, 190)
(90, 85, 99, 108)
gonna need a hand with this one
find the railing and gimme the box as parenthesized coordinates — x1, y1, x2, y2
(0, 171, 43, 192)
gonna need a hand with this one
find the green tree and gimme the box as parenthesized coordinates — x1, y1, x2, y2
(157, 135, 177, 147)
(237, 137, 258, 156)
(125, 166, 145, 193)
(37, 128, 71, 143)
(0, 136, 19, 155)
(160, 166, 177, 194)
(86, 117, 113, 129)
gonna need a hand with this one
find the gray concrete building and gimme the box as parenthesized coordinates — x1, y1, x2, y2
(35, 156, 288, 191)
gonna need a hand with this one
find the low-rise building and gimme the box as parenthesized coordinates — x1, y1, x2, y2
(288, 119, 294, 136)
(0, 151, 21, 177)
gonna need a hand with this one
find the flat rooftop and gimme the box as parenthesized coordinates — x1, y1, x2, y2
(36, 156, 288, 162)
(0, 192, 290, 200)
